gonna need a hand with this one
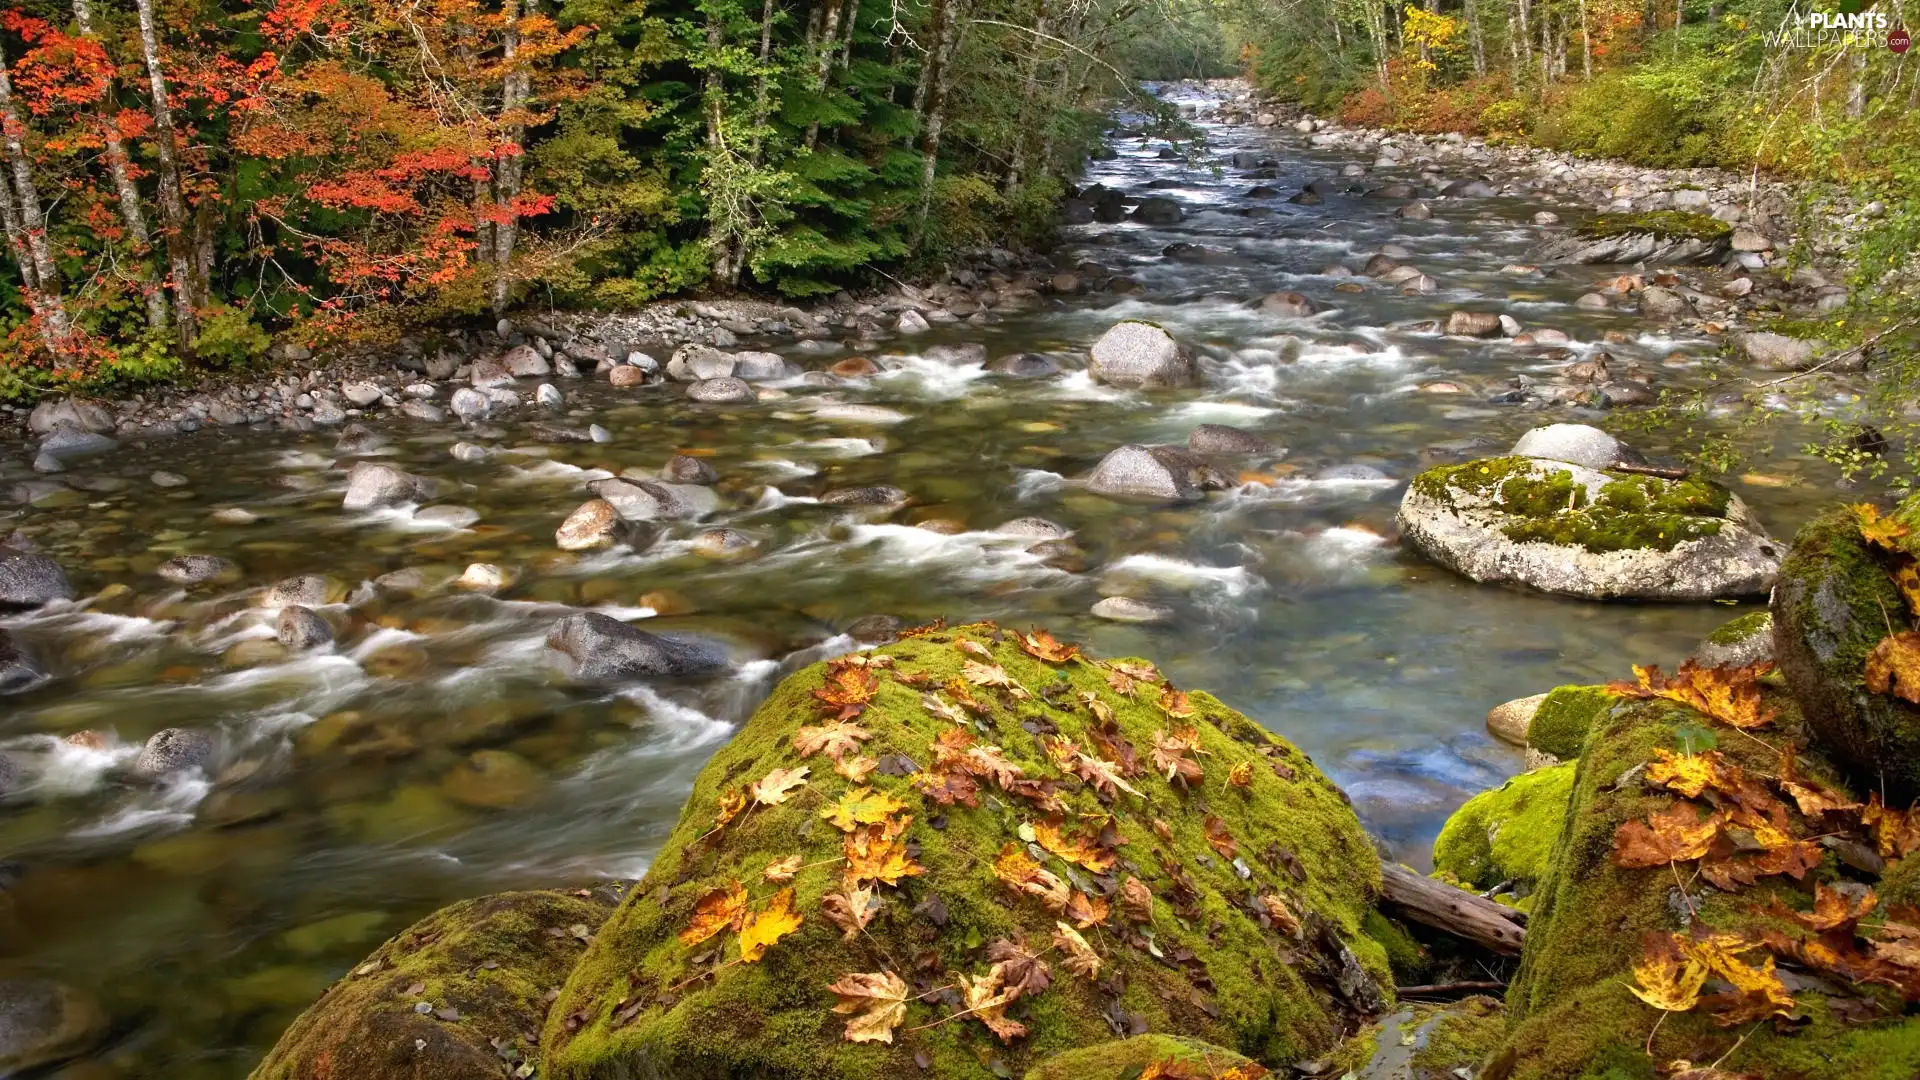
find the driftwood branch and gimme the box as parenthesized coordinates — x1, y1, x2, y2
(1608, 461, 1691, 480)
(1394, 980, 1508, 996)
(1379, 863, 1527, 956)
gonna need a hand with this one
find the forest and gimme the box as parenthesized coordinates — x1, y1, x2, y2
(0, 0, 1914, 398)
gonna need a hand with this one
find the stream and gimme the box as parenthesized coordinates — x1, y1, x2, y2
(0, 82, 1862, 1076)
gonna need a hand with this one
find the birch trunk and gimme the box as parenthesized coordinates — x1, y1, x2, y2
(73, 0, 169, 335)
(133, 0, 201, 347)
(490, 0, 532, 314)
(0, 39, 74, 356)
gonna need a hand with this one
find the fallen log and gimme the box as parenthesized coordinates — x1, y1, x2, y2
(1378, 862, 1527, 956)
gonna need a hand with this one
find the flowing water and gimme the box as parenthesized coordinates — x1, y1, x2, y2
(0, 82, 1866, 1076)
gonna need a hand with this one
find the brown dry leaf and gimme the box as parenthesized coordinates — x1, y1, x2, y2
(1612, 801, 1722, 868)
(1041, 734, 1079, 768)
(1121, 876, 1154, 923)
(763, 854, 803, 883)
(921, 692, 969, 725)
(1778, 882, 1878, 933)
(1151, 727, 1207, 788)
(1052, 921, 1103, 979)
(1855, 503, 1913, 552)
(1079, 691, 1114, 726)
(1104, 667, 1143, 697)
(913, 768, 982, 808)
(679, 880, 749, 947)
(834, 755, 878, 783)
(713, 788, 748, 830)
(1609, 661, 1777, 730)
(844, 815, 926, 888)
(1016, 629, 1081, 663)
(749, 766, 810, 807)
(1140, 1058, 1270, 1080)
(965, 744, 1024, 789)
(1866, 632, 1920, 704)
(993, 842, 1072, 912)
(1159, 686, 1195, 719)
(1228, 761, 1254, 788)
(957, 639, 994, 660)
(821, 887, 881, 940)
(738, 887, 803, 963)
(827, 970, 909, 1044)
(1863, 794, 1920, 858)
(899, 617, 947, 638)
(792, 719, 873, 763)
(1776, 750, 1861, 817)
(813, 665, 880, 719)
(944, 677, 991, 716)
(957, 968, 1027, 1043)
(1698, 839, 1824, 891)
(1034, 817, 1117, 874)
(1064, 890, 1110, 929)
(963, 659, 1031, 700)
(820, 787, 909, 832)
(985, 938, 1052, 997)
(1072, 750, 1145, 799)
(840, 653, 894, 670)
(1258, 893, 1301, 937)
(1628, 933, 1707, 1012)
(1204, 815, 1238, 860)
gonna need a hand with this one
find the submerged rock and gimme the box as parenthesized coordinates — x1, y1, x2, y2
(0, 629, 45, 694)
(0, 979, 107, 1076)
(158, 554, 239, 587)
(1397, 456, 1782, 600)
(1085, 444, 1211, 502)
(251, 890, 615, 1080)
(129, 727, 218, 780)
(1090, 596, 1174, 623)
(342, 462, 426, 511)
(0, 549, 73, 610)
(1187, 423, 1273, 456)
(590, 478, 717, 522)
(1087, 321, 1195, 389)
(277, 605, 333, 650)
(1536, 211, 1731, 264)
(546, 612, 728, 680)
(538, 623, 1388, 1079)
(557, 499, 622, 551)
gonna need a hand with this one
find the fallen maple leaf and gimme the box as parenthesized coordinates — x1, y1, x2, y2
(1228, 761, 1254, 788)
(1159, 686, 1194, 718)
(821, 886, 881, 940)
(827, 970, 909, 1044)
(1774, 882, 1877, 933)
(763, 854, 802, 882)
(679, 880, 749, 947)
(844, 815, 926, 888)
(957, 639, 994, 660)
(1610, 661, 1777, 730)
(956, 968, 1027, 1043)
(1121, 876, 1154, 923)
(1072, 750, 1145, 798)
(1151, 727, 1207, 788)
(1628, 932, 1707, 1012)
(738, 887, 803, 962)
(1052, 921, 1102, 979)
(1613, 800, 1722, 868)
(1856, 503, 1913, 553)
(1896, 563, 1920, 619)
(1079, 691, 1114, 726)
(834, 755, 878, 783)
(1034, 817, 1116, 873)
(1016, 629, 1081, 663)
(1863, 794, 1920, 857)
(993, 842, 1072, 911)
(963, 659, 1031, 699)
(1064, 890, 1110, 929)
(713, 788, 748, 830)
(1646, 748, 1727, 799)
(921, 692, 968, 725)
(1866, 632, 1920, 704)
(1257, 893, 1301, 937)
(985, 937, 1052, 997)
(966, 744, 1024, 789)
(793, 720, 873, 762)
(1776, 749, 1861, 817)
(821, 787, 908, 832)
(1204, 815, 1238, 860)
(813, 665, 880, 719)
(749, 766, 810, 806)
(913, 768, 982, 807)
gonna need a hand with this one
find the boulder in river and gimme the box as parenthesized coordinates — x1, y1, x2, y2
(1688, 609, 1774, 668)
(1131, 196, 1183, 224)
(251, 890, 615, 1080)
(1396, 455, 1783, 600)
(556, 499, 623, 551)
(158, 554, 238, 587)
(590, 478, 717, 522)
(1508, 423, 1643, 471)
(0, 549, 72, 610)
(1443, 311, 1505, 338)
(1085, 444, 1214, 502)
(1440, 179, 1498, 197)
(987, 353, 1061, 378)
(1433, 762, 1574, 911)
(342, 462, 426, 511)
(129, 727, 218, 780)
(1738, 330, 1826, 372)
(536, 623, 1388, 1078)
(661, 453, 718, 485)
(27, 398, 112, 435)
(1087, 321, 1194, 389)
(0, 629, 45, 694)
(686, 377, 756, 403)
(276, 605, 333, 649)
(0, 979, 107, 1075)
(547, 612, 729, 680)
(1186, 423, 1273, 456)
(1259, 291, 1317, 317)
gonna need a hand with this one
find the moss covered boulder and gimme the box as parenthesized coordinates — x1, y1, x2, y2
(1024, 1034, 1262, 1079)
(541, 623, 1389, 1079)
(252, 888, 617, 1080)
(1396, 455, 1781, 600)
(1773, 503, 1920, 801)
(1486, 688, 1920, 1079)
(1432, 764, 1575, 911)
(1537, 211, 1732, 264)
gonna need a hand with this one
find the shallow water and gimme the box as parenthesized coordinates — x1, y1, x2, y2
(0, 83, 1867, 1075)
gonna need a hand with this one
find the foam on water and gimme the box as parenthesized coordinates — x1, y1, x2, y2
(1101, 553, 1263, 599)
(873, 354, 992, 399)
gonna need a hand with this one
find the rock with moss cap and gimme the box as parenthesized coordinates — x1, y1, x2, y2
(1024, 1034, 1262, 1080)
(1521, 684, 1617, 763)
(1690, 609, 1774, 668)
(1397, 456, 1782, 600)
(1484, 688, 1920, 1079)
(1774, 501, 1920, 802)
(1432, 763, 1575, 912)
(541, 622, 1390, 1080)
(1536, 211, 1732, 264)
(252, 888, 618, 1080)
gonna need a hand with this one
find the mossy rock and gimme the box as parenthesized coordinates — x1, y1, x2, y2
(251, 889, 618, 1080)
(1432, 764, 1575, 909)
(1409, 996, 1504, 1076)
(1487, 692, 1920, 1079)
(1575, 211, 1732, 242)
(1397, 457, 1781, 601)
(1023, 1034, 1259, 1080)
(1690, 609, 1775, 668)
(1526, 685, 1618, 762)
(541, 623, 1389, 1080)
(1773, 503, 1920, 802)
(1337, 999, 1505, 1080)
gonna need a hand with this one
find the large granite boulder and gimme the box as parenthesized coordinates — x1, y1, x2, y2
(0, 548, 73, 610)
(1396, 456, 1782, 600)
(251, 889, 616, 1080)
(547, 613, 729, 680)
(539, 623, 1390, 1078)
(1087, 321, 1195, 389)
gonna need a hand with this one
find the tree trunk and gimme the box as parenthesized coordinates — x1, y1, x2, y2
(489, 0, 532, 315)
(1464, 0, 1488, 76)
(701, 8, 738, 283)
(1517, 0, 1534, 75)
(1846, 48, 1866, 118)
(913, 0, 963, 247)
(804, 0, 846, 149)
(133, 0, 201, 349)
(1002, 0, 1050, 193)
(1579, 0, 1591, 78)
(0, 39, 75, 356)
(1379, 863, 1526, 956)
(73, 0, 169, 335)
(836, 0, 861, 69)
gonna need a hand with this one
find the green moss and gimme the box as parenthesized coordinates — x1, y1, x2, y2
(1323, 1025, 1378, 1075)
(1706, 609, 1773, 646)
(543, 624, 1388, 1080)
(1486, 690, 1920, 1080)
(250, 890, 616, 1080)
(1409, 995, 1504, 1074)
(1023, 1035, 1257, 1080)
(1411, 457, 1731, 554)
(1362, 909, 1430, 984)
(1432, 764, 1576, 905)
(1575, 210, 1732, 242)
(1524, 685, 1619, 761)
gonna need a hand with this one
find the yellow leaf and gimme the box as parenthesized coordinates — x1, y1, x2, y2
(1646, 748, 1721, 798)
(812, 664, 879, 719)
(1228, 761, 1254, 788)
(1612, 801, 1722, 868)
(827, 970, 909, 1044)
(738, 887, 803, 962)
(821, 787, 909, 832)
(1610, 661, 1776, 730)
(993, 842, 1071, 912)
(844, 815, 926, 888)
(957, 968, 1027, 1043)
(1856, 503, 1913, 552)
(763, 854, 803, 882)
(1627, 933, 1707, 1012)
(1159, 686, 1194, 718)
(713, 787, 747, 830)
(679, 880, 749, 947)
(963, 659, 1030, 699)
(749, 765, 810, 806)
(1015, 628, 1081, 663)
(1033, 817, 1116, 874)
(792, 720, 873, 763)
(1866, 632, 1920, 704)
(834, 755, 878, 783)
(1052, 921, 1102, 979)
